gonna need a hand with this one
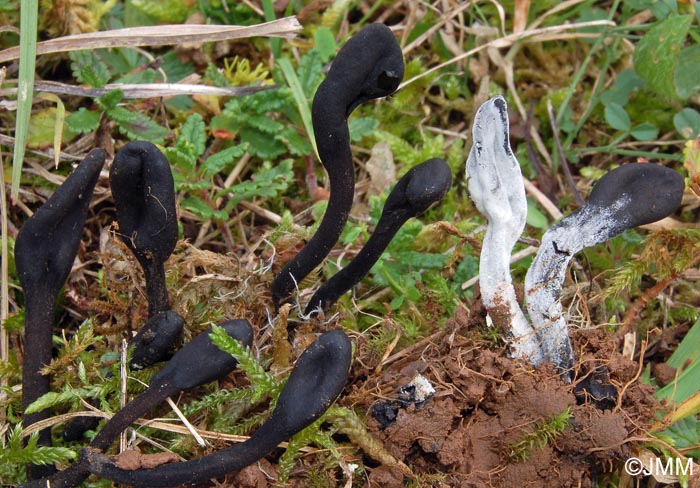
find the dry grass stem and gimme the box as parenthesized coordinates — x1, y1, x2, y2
(0, 17, 302, 63)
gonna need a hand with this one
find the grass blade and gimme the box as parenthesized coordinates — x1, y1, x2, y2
(277, 57, 317, 159)
(11, 0, 38, 199)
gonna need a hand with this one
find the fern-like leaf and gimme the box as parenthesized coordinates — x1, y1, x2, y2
(69, 50, 110, 87)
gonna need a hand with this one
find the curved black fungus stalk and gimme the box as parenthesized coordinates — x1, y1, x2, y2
(83, 329, 352, 487)
(110, 141, 178, 317)
(15, 148, 105, 479)
(305, 158, 452, 314)
(525, 163, 684, 373)
(271, 23, 404, 307)
(129, 310, 185, 370)
(19, 319, 254, 488)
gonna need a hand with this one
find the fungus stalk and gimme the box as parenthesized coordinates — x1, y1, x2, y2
(83, 329, 352, 487)
(271, 23, 404, 307)
(20, 320, 254, 488)
(15, 149, 105, 478)
(306, 158, 451, 314)
(110, 141, 183, 369)
(525, 163, 684, 372)
(466, 96, 543, 364)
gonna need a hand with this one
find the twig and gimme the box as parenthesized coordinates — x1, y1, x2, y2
(547, 100, 584, 206)
(523, 179, 563, 220)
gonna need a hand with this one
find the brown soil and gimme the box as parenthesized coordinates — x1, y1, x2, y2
(355, 322, 657, 487)
(231, 305, 660, 488)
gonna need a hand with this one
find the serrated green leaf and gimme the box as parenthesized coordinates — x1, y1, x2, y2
(180, 196, 227, 221)
(604, 102, 631, 132)
(164, 146, 197, 174)
(221, 160, 293, 207)
(633, 15, 692, 99)
(69, 50, 111, 88)
(349, 117, 379, 142)
(674, 108, 700, 138)
(65, 108, 100, 135)
(341, 225, 363, 245)
(202, 144, 248, 178)
(239, 127, 287, 159)
(178, 113, 206, 157)
(246, 114, 284, 134)
(276, 127, 312, 156)
(108, 106, 169, 144)
(97, 89, 124, 111)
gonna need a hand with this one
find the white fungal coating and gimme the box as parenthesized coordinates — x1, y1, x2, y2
(466, 96, 543, 364)
(525, 197, 629, 371)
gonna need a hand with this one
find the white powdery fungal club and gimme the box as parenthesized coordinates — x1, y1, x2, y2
(466, 96, 543, 365)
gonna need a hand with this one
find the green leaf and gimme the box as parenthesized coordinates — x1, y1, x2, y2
(202, 144, 248, 178)
(221, 160, 293, 207)
(604, 102, 631, 132)
(180, 196, 228, 221)
(0, 426, 76, 466)
(26, 108, 61, 149)
(69, 50, 111, 88)
(341, 225, 363, 245)
(107, 106, 169, 144)
(633, 14, 692, 99)
(313, 27, 337, 62)
(164, 146, 197, 174)
(526, 198, 549, 229)
(667, 319, 700, 369)
(97, 89, 124, 111)
(276, 127, 312, 156)
(131, 0, 192, 23)
(674, 108, 700, 138)
(675, 44, 700, 99)
(391, 251, 446, 269)
(630, 122, 659, 141)
(178, 113, 206, 157)
(65, 108, 100, 135)
(348, 117, 379, 142)
(239, 127, 287, 160)
(277, 56, 317, 158)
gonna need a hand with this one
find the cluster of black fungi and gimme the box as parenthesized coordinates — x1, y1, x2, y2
(16, 24, 453, 487)
(17, 21, 688, 487)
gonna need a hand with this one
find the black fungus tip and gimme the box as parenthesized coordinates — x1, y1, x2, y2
(404, 158, 452, 215)
(262, 329, 351, 438)
(150, 319, 254, 391)
(129, 310, 185, 370)
(110, 141, 178, 266)
(16, 148, 105, 299)
(587, 163, 684, 230)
